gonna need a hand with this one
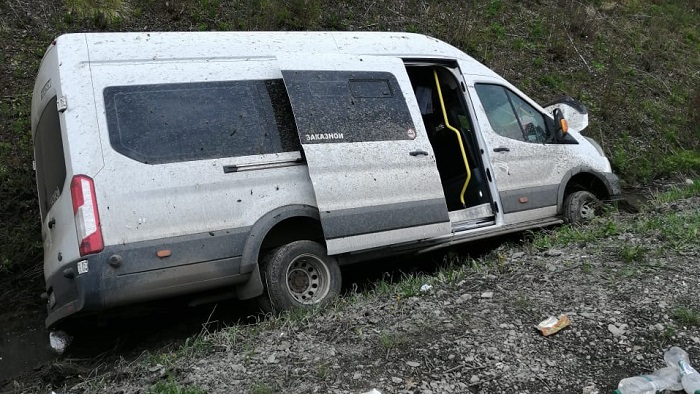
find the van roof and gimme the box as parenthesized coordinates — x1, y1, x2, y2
(56, 31, 500, 79)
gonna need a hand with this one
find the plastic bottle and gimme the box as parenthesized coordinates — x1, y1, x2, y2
(664, 346, 700, 394)
(614, 366, 681, 394)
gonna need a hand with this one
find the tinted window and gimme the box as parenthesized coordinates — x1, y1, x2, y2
(265, 80, 302, 153)
(349, 79, 393, 98)
(281, 70, 415, 143)
(104, 80, 300, 164)
(34, 96, 67, 219)
(475, 84, 549, 143)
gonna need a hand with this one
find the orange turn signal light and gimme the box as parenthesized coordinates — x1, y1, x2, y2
(560, 118, 569, 134)
(157, 249, 172, 258)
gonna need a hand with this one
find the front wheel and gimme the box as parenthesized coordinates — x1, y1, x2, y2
(563, 190, 601, 224)
(259, 240, 341, 313)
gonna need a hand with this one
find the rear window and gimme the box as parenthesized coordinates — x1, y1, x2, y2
(104, 79, 300, 164)
(34, 96, 67, 220)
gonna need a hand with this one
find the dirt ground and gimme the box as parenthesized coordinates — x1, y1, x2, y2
(2, 190, 699, 394)
(1, 1, 698, 393)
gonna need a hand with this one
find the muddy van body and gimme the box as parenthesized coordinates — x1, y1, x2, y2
(31, 32, 620, 328)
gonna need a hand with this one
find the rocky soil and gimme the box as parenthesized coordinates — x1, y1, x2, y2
(0, 1, 698, 392)
(3, 192, 698, 394)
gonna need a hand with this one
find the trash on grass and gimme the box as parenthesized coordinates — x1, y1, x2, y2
(49, 330, 73, 354)
(535, 314, 570, 336)
(361, 390, 382, 394)
(420, 284, 432, 293)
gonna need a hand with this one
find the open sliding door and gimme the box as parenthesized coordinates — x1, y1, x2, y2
(279, 54, 450, 254)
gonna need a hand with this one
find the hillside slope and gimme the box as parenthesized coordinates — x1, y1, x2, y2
(5, 183, 700, 393)
(0, 0, 698, 282)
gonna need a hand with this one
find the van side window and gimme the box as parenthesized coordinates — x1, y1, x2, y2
(282, 71, 414, 143)
(474, 84, 549, 144)
(34, 96, 67, 219)
(104, 80, 300, 164)
(265, 80, 302, 152)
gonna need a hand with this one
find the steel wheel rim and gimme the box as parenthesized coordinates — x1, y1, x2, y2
(580, 199, 596, 220)
(285, 253, 331, 305)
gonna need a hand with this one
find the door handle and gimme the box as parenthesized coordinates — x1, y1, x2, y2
(410, 150, 429, 156)
(493, 147, 510, 152)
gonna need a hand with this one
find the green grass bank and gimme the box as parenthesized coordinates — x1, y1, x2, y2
(0, 0, 698, 272)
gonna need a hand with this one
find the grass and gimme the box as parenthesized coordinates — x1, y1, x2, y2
(527, 177, 700, 255)
(617, 265, 639, 279)
(64, 0, 131, 26)
(32, 182, 695, 391)
(378, 331, 407, 350)
(528, 218, 621, 251)
(433, 262, 470, 290)
(672, 306, 700, 327)
(144, 333, 213, 371)
(635, 211, 700, 252)
(652, 179, 700, 204)
(226, 324, 242, 346)
(243, 342, 256, 362)
(0, 93, 42, 273)
(513, 295, 532, 312)
(250, 381, 274, 394)
(579, 261, 594, 274)
(148, 378, 207, 394)
(0, 0, 697, 278)
(369, 271, 434, 299)
(178, 335, 212, 358)
(145, 351, 177, 369)
(619, 244, 647, 263)
(660, 326, 677, 345)
(316, 362, 331, 380)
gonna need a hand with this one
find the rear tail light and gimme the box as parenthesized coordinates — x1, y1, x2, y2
(70, 175, 103, 256)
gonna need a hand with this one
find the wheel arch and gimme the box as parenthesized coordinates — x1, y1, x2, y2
(236, 205, 323, 300)
(557, 167, 614, 214)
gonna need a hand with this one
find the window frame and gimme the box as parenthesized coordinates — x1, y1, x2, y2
(281, 70, 416, 144)
(474, 83, 552, 144)
(103, 79, 301, 165)
(33, 96, 67, 219)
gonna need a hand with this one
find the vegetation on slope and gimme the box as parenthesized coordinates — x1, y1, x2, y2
(12, 180, 699, 392)
(0, 0, 698, 272)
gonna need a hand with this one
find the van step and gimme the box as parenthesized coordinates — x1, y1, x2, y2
(449, 203, 493, 224)
(417, 217, 564, 255)
(451, 218, 494, 233)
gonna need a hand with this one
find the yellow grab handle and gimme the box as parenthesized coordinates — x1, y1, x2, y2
(433, 70, 471, 208)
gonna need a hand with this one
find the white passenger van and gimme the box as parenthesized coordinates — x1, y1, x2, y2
(31, 32, 620, 328)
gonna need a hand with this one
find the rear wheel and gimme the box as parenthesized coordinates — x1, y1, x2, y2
(563, 190, 600, 224)
(259, 240, 341, 313)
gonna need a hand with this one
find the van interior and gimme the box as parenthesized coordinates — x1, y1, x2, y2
(405, 63, 494, 229)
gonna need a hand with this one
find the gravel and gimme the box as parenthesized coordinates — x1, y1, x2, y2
(8, 196, 700, 393)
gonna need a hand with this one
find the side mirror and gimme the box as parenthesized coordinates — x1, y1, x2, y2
(543, 96, 588, 133)
(552, 108, 568, 142)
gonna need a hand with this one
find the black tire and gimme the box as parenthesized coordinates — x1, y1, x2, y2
(258, 240, 341, 313)
(563, 190, 600, 224)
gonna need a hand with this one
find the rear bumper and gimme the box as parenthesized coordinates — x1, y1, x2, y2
(45, 229, 250, 328)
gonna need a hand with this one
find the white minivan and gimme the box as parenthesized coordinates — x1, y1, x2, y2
(31, 32, 620, 328)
